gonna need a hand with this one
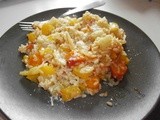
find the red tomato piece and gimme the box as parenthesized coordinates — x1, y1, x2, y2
(67, 56, 85, 68)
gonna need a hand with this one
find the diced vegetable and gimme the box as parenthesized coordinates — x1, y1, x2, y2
(40, 65, 56, 76)
(110, 62, 127, 80)
(20, 66, 41, 76)
(65, 51, 74, 59)
(73, 66, 94, 79)
(60, 44, 71, 53)
(20, 66, 41, 82)
(60, 86, 81, 102)
(86, 77, 100, 90)
(28, 52, 43, 66)
(110, 52, 129, 80)
(26, 74, 39, 83)
(79, 82, 86, 91)
(42, 23, 54, 36)
(67, 56, 85, 68)
(40, 47, 53, 55)
(27, 32, 37, 43)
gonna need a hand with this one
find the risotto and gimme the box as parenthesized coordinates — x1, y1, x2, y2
(18, 11, 129, 102)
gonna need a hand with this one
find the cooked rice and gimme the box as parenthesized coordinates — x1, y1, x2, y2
(18, 11, 129, 102)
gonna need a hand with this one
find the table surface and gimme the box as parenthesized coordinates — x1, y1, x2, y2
(0, 0, 160, 120)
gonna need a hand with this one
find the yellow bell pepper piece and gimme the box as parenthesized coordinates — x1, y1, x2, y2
(40, 65, 56, 76)
(40, 47, 53, 55)
(42, 23, 54, 36)
(26, 74, 39, 83)
(27, 32, 37, 43)
(79, 82, 86, 91)
(60, 86, 81, 102)
(73, 66, 94, 80)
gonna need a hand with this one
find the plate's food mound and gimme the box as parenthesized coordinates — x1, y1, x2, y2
(19, 11, 129, 102)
